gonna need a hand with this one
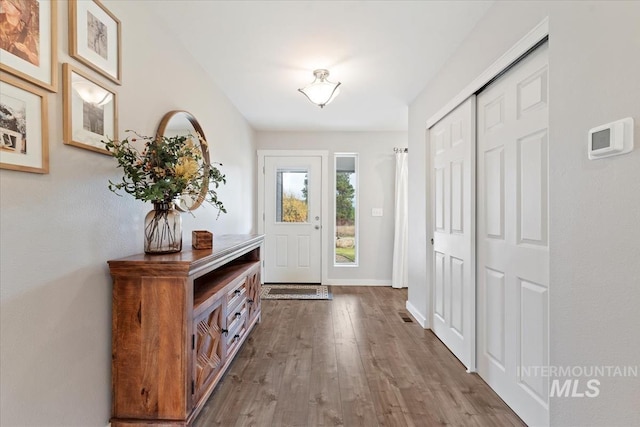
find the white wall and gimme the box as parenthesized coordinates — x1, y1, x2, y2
(0, 2, 256, 426)
(408, 1, 640, 425)
(257, 131, 406, 285)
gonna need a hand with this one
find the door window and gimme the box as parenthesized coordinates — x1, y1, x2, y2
(275, 169, 309, 223)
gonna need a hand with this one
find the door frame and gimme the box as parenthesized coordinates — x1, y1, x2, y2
(424, 17, 549, 371)
(257, 150, 329, 284)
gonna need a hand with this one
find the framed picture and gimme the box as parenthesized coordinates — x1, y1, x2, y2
(0, 0, 58, 92)
(63, 63, 117, 155)
(0, 73, 49, 173)
(68, 0, 121, 85)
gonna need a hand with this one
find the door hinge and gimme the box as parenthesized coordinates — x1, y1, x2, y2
(262, 166, 265, 174)
(263, 212, 265, 221)
(191, 380, 195, 395)
(192, 334, 195, 350)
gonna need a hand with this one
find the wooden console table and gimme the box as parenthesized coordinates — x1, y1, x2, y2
(108, 234, 263, 426)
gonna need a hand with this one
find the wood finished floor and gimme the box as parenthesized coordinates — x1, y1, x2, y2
(194, 286, 525, 427)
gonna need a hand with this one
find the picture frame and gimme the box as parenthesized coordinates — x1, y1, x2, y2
(0, 73, 49, 174)
(0, 0, 58, 92)
(68, 0, 121, 85)
(63, 63, 117, 156)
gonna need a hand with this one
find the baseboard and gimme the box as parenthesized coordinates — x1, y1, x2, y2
(406, 300, 429, 328)
(323, 279, 391, 286)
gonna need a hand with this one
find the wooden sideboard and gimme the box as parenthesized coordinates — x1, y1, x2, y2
(108, 234, 263, 426)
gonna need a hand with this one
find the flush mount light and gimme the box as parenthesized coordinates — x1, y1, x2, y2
(72, 81, 113, 106)
(298, 69, 341, 108)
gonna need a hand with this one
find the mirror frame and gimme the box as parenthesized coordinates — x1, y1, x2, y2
(156, 110, 211, 212)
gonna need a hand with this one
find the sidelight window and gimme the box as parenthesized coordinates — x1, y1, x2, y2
(334, 154, 358, 266)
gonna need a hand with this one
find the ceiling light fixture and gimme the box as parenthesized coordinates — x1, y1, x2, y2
(72, 81, 113, 106)
(298, 69, 341, 108)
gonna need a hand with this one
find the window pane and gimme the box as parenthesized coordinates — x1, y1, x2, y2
(335, 155, 357, 265)
(276, 169, 308, 223)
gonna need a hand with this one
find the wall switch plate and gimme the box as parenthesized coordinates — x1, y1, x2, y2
(372, 208, 383, 217)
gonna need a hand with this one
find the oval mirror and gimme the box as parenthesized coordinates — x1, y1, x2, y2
(156, 110, 210, 212)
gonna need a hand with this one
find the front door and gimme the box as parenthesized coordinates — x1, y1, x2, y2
(263, 155, 322, 283)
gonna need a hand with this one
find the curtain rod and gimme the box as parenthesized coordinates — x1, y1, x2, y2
(394, 147, 408, 153)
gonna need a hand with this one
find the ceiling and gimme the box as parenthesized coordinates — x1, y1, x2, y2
(151, 1, 493, 132)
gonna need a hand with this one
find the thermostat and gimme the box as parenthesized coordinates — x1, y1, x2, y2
(588, 117, 634, 160)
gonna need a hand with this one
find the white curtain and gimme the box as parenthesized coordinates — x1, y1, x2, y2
(392, 151, 408, 289)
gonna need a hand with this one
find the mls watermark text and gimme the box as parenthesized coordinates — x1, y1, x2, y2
(517, 365, 638, 398)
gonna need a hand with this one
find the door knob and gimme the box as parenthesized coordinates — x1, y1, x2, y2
(315, 225, 320, 230)
(315, 216, 320, 220)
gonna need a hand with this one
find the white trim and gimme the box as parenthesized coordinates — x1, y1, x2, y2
(469, 96, 477, 373)
(257, 150, 329, 284)
(324, 279, 390, 286)
(425, 17, 549, 129)
(424, 127, 433, 328)
(406, 300, 428, 328)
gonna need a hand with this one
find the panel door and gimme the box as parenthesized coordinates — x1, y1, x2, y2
(477, 42, 549, 426)
(430, 96, 476, 371)
(264, 156, 322, 283)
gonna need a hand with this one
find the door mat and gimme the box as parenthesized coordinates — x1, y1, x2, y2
(261, 284, 331, 300)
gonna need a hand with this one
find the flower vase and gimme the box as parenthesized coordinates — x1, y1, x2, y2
(144, 201, 182, 254)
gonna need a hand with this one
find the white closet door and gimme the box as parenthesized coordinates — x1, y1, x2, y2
(430, 96, 476, 371)
(477, 43, 549, 426)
